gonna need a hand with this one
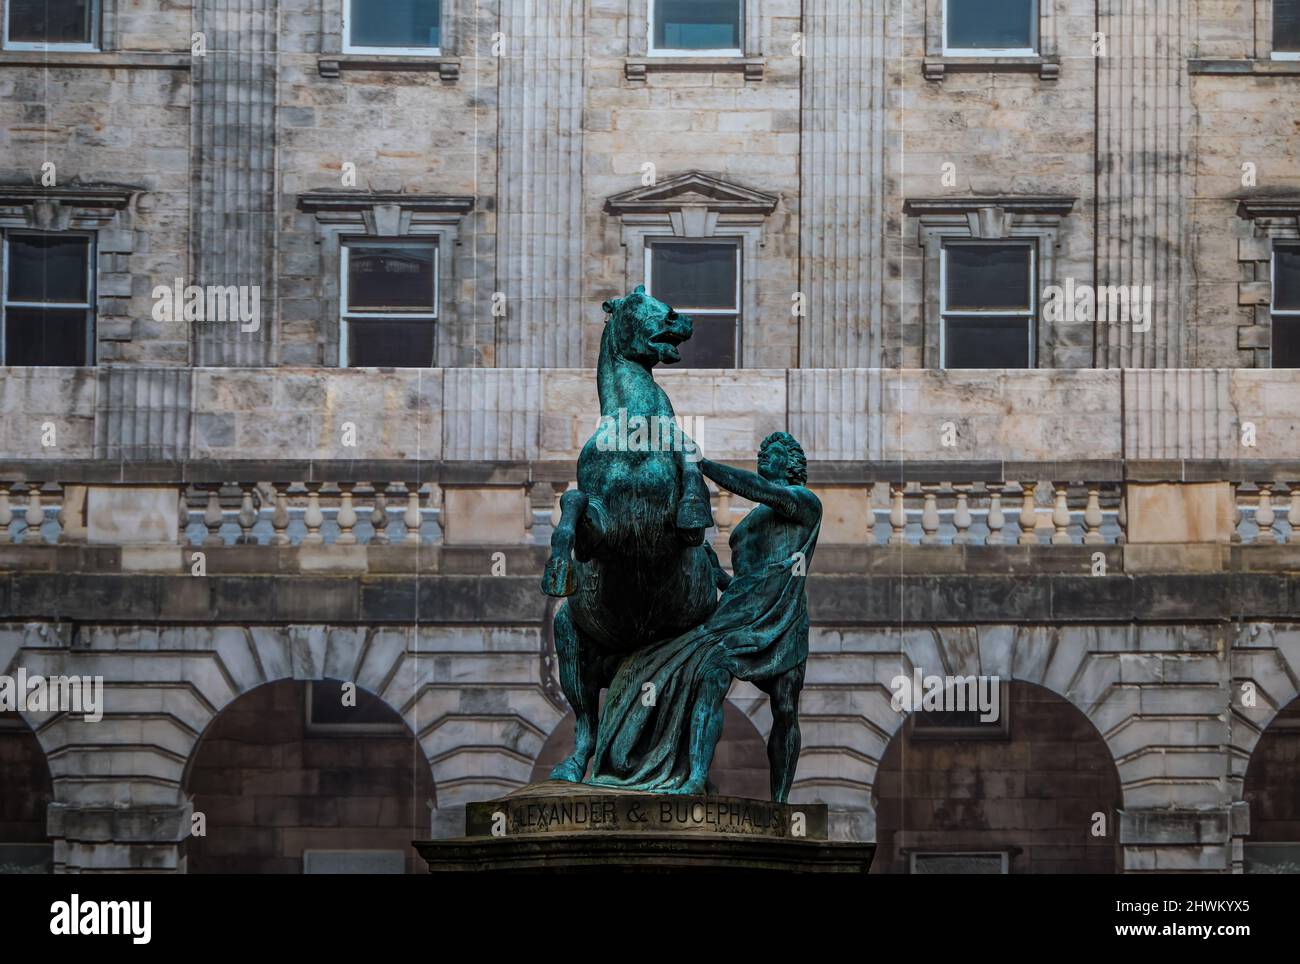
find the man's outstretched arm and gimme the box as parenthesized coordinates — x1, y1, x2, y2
(701, 458, 807, 520)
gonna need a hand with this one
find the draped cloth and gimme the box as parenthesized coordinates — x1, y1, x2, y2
(586, 524, 819, 792)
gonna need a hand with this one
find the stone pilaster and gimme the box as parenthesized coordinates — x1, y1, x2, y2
(1097, 1, 1197, 367)
(190, 0, 279, 366)
(495, 0, 586, 367)
(799, 1, 889, 367)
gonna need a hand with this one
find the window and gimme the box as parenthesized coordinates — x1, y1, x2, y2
(305, 681, 406, 734)
(1277, 0, 1300, 57)
(646, 241, 739, 368)
(1273, 246, 1300, 367)
(940, 242, 1035, 368)
(344, 0, 441, 56)
(3, 0, 98, 49)
(2, 233, 94, 366)
(943, 0, 1037, 56)
(340, 240, 437, 367)
(649, 0, 743, 55)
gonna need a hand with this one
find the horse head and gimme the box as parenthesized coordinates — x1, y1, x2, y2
(601, 285, 693, 368)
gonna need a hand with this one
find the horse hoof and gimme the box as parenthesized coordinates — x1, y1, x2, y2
(540, 557, 576, 597)
(676, 497, 713, 530)
(549, 757, 586, 782)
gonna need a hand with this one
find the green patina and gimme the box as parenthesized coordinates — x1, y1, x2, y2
(541, 288, 821, 802)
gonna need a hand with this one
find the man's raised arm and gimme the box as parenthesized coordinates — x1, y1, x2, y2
(700, 458, 805, 520)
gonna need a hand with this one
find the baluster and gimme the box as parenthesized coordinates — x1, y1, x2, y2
(22, 482, 44, 545)
(53, 486, 64, 544)
(271, 482, 291, 546)
(336, 483, 358, 545)
(1288, 483, 1300, 546)
(1083, 486, 1104, 545)
(0, 483, 13, 543)
(889, 484, 908, 546)
(202, 485, 225, 546)
(715, 487, 734, 539)
(404, 482, 422, 545)
(1256, 483, 1277, 545)
(550, 482, 569, 528)
(952, 486, 972, 545)
(178, 489, 191, 545)
(303, 482, 325, 546)
(920, 486, 940, 545)
(369, 483, 389, 546)
(986, 484, 1005, 546)
(237, 484, 258, 545)
(1018, 482, 1039, 546)
(1229, 483, 1241, 544)
(1051, 482, 1072, 545)
(864, 485, 878, 547)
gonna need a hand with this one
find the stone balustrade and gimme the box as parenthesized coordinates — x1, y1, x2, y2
(4, 464, 1300, 574)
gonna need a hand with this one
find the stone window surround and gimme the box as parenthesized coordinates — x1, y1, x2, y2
(1191, 1, 1300, 72)
(297, 192, 474, 368)
(625, 0, 764, 81)
(906, 197, 1076, 369)
(1236, 199, 1300, 366)
(923, 0, 1059, 81)
(0, 186, 137, 364)
(318, 0, 460, 80)
(605, 171, 779, 370)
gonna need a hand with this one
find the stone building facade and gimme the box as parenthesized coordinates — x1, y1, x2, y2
(2, 0, 1300, 874)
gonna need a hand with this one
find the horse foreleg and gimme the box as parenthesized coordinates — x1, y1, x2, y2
(549, 604, 602, 783)
(541, 489, 588, 598)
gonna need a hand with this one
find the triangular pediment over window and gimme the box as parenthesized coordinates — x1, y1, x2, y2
(605, 171, 779, 217)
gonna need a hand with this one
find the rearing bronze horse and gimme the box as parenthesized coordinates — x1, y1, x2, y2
(540, 286, 725, 782)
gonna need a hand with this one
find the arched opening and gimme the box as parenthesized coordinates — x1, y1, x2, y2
(0, 711, 54, 873)
(1243, 696, 1300, 873)
(532, 702, 771, 799)
(183, 679, 435, 874)
(871, 680, 1123, 874)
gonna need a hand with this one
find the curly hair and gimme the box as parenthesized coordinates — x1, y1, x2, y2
(760, 431, 808, 485)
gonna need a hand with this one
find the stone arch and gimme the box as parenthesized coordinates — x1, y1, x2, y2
(1241, 692, 1300, 873)
(870, 679, 1124, 874)
(0, 710, 55, 872)
(531, 695, 771, 799)
(1231, 622, 1300, 805)
(182, 677, 435, 873)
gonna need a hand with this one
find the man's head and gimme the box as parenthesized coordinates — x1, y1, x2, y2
(601, 285, 693, 367)
(758, 432, 808, 486)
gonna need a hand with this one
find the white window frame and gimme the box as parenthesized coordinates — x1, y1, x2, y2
(942, 0, 1038, 57)
(1274, 0, 1300, 59)
(938, 240, 1037, 370)
(339, 238, 438, 368)
(644, 238, 742, 369)
(342, 0, 443, 57)
(0, 230, 96, 366)
(2, 0, 101, 52)
(647, 0, 744, 57)
(1271, 245, 1300, 367)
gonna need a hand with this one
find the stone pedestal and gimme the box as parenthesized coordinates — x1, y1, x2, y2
(415, 781, 874, 874)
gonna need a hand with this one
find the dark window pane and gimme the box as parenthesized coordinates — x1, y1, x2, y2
(350, 0, 440, 48)
(4, 307, 88, 365)
(650, 243, 737, 309)
(8, 0, 94, 44)
(1277, 0, 1300, 50)
(309, 680, 398, 727)
(347, 245, 435, 312)
(675, 315, 736, 369)
(7, 235, 89, 303)
(655, 0, 741, 49)
(1275, 247, 1300, 310)
(947, 0, 1035, 50)
(944, 316, 1031, 369)
(945, 244, 1032, 311)
(347, 319, 435, 367)
(1274, 317, 1300, 368)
